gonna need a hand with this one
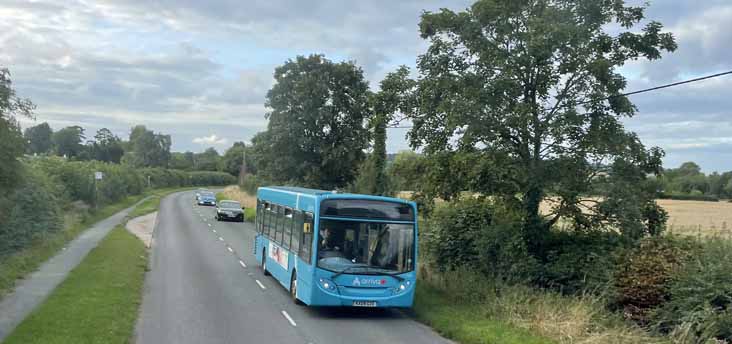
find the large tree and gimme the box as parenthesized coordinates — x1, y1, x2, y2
(123, 125, 171, 167)
(0, 68, 34, 192)
(220, 142, 254, 176)
(52, 126, 85, 158)
(263, 54, 371, 189)
(24, 122, 53, 155)
(408, 0, 676, 251)
(88, 128, 124, 163)
(193, 147, 220, 171)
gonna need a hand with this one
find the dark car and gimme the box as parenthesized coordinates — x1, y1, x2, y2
(216, 200, 244, 222)
(197, 192, 217, 206)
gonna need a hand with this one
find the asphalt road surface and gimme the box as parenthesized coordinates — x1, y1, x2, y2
(135, 191, 450, 344)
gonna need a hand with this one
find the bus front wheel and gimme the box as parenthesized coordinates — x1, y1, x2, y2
(262, 251, 270, 276)
(290, 271, 303, 305)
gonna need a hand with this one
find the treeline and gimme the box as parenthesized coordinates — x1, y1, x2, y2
(654, 161, 732, 201)
(24, 122, 252, 177)
(0, 68, 235, 258)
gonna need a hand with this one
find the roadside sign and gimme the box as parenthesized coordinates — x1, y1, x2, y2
(94, 171, 103, 180)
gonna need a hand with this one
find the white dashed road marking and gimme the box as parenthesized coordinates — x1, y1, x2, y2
(239, 260, 247, 268)
(281, 310, 297, 327)
(255, 280, 266, 290)
(227, 247, 233, 253)
(218, 237, 224, 241)
(208, 223, 211, 227)
(212, 229, 217, 233)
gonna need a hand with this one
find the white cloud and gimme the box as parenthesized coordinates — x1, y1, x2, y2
(193, 134, 228, 145)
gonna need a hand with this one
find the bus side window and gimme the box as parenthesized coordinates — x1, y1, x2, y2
(299, 212, 313, 264)
(256, 199, 262, 233)
(292, 211, 302, 257)
(276, 205, 284, 244)
(265, 202, 272, 238)
(283, 208, 293, 250)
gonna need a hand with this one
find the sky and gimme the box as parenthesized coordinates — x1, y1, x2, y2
(2, 0, 731, 172)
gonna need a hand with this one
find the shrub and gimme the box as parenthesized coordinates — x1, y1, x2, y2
(0, 166, 63, 256)
(658, 193, 719, 202)
(612, 236, 697, 324)
(652, 239, 732, 342)
(240, 174, 269, 195)
(423, 198, 539, 283)
(540, 231, 624, 294)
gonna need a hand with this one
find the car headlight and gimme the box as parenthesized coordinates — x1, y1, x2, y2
(319, 278, 336, 291)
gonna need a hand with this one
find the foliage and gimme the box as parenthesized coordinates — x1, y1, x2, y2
(87, 128, 124, 163)
(540, 231, 624, 294)
(123, 125, 171, 168)
(407, 0, 676, 254)
(386, 150, 426, 191)
(652, 239, 732, 343)
(612, 236, 697, 324)
(220, 142, 252, 176)
(658, 192, 719, 202)
(193, 147, 221, 171)
(0, 166, 63, 256)
(23, 122, 53, 155)
(240, 174, 268, 195)
(52, 126, 86, 158)
(169, 151, 195, 170)
(0, 67, 34, 193)
(256, 54, 371, 189)
(423, 198, 539, 283)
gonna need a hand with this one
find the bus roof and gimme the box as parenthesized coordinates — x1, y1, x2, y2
(261, 186, 333, 196)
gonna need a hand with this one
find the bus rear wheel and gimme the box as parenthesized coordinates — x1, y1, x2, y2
(262, 251, 270, 276)
(290, 271, 303, 305)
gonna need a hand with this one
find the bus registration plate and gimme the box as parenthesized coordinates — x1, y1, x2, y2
(353, 301, 377, 307)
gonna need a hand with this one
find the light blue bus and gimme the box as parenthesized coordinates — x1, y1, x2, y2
(254, 186, 418, 308)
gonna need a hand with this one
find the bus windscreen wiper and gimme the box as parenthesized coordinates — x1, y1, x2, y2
(331, 264, 368, 279)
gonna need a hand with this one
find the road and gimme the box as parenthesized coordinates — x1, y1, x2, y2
(135, 191, 449, 344)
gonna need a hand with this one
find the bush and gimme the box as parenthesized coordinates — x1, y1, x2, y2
(658, 193, 719, 202)
(0, 166, 63, 256)
(652, 239, 732, 342)
(612, 236, 697, 324)
(540, 231, 624, 294)
(423, 198, 539, 283)
(240, 174, 268, 195)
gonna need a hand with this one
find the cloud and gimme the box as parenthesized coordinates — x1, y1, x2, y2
(193, 134, 228, 146)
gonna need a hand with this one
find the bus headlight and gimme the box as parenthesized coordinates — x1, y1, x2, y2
(394, 280, 411, 294)
(319, 278, 336, 291)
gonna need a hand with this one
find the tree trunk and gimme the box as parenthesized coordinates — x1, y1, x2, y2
(372, 114, 388, 195)
(523, 184, 547, 258)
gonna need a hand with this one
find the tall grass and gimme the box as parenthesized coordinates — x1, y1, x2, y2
(416, 268, 664, 344)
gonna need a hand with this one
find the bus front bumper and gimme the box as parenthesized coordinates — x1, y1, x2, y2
(307, 278, 416, 308)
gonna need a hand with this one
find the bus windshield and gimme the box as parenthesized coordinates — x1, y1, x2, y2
(317, 219, 414, 274)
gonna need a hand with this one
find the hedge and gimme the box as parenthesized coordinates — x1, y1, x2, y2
(658, 193, 719, 202)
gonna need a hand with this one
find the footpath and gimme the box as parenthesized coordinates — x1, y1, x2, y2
(0, 197, 150, 341)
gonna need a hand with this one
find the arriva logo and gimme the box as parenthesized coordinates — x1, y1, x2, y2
(352, 278, 387, 286)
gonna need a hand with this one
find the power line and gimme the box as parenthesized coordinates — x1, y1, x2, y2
(387, 70, 732, 129)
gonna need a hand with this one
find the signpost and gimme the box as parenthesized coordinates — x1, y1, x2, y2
(93, 172, 103, 210)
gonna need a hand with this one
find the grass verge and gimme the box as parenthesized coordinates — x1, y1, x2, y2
(413, 283, 554, 344)
(414, 269, 664, 344)
(2, 226, 147, 344)
(0, 186, 195, 299)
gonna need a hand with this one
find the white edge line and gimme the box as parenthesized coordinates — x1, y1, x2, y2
(281, 310, 297, 327)
(239, 260, 247, 268)
(255, 279, 266, 290)
(227, 247, 233, 253)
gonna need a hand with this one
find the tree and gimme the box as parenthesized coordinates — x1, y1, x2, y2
(194, 147, 220, 171)
(124, 125, 171, 167)
(387, 150, 427, 191)
(170, 151, 195, 170)
(262, 54, 371, 189)
(408, 0, 676, 251)
(220, 142, 252, 176)
(24, 122, 53, 155)
(0, 68, 34, 192)
(88, 128, 124, 163)
(52, 126, 85, 158)
(357, 66, 418, 195)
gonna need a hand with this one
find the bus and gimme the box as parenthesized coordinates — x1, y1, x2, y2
(254, 186, 418, 308)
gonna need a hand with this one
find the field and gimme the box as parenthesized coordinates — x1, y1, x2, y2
(396, 191, 732, 237)
(217, 185, 257, 208)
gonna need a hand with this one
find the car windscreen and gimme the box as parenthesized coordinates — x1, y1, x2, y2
(219, 201, 241, 209)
